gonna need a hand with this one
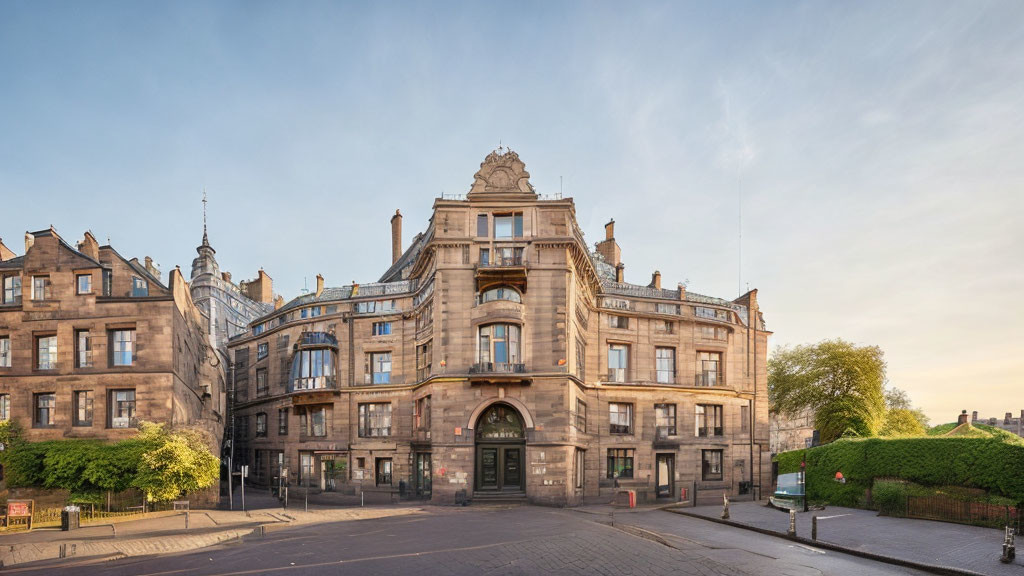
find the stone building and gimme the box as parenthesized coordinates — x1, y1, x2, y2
(970, 409, 1023, 438)
(0, 227, 223, 444)
(228, 149, 771, 506)
(770, 408, 816, 455)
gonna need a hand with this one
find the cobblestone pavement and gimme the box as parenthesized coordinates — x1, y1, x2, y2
(13, 505, 933, 576)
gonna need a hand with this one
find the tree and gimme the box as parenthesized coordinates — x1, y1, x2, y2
(884, 387, 930, 429)
(133, 422, 220, 502)
(879, 409, 927, 436)
(769, 339, 887, 443)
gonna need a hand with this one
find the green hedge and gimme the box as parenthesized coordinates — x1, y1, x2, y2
(777, 437, 1024, 506)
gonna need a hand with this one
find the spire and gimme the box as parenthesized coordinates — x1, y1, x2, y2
(201, 187, 209, 247)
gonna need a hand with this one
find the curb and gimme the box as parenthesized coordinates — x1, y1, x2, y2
(664, 508, 992, 576)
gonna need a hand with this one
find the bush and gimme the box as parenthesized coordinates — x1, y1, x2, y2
(873, 479, 907, 516)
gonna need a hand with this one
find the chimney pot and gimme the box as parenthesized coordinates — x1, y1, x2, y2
(605, 219, 615, 240)
(316, 274, 325, 298)
(957, 410, 968, 425)
(615, 263, 624, 283)
(651, 270, 661, 291)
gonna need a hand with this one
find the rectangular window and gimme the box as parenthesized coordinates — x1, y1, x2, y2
(694, 306, 730, 321)
(109, 389, 136, 428)
(607, 448, 634, 479)
(257, 342, 269, 360)
(476, 214, 488, 237)
(256, 413, 267, 437)
(741, 405, 750, 433)
(278, 408, 289, 435)
(655, 303, 679, 314)
(416, 340, 432, 381)
(655, 404, 676, 437)
(575, 398, 587, 432)
(657, 320, 675, 334)
(36, 335, 57, 370)
(655, 347, 675, 384)
(479, 248, 490, 267)
(700, 325, 728, 341)
(34, 393, 55, 427)
(414, 395, 431, 430)
(3, 275, 22, 304)
(493, 213, 523, 239)
(574, 449, 585, 490)
(102, 269, 112, 296)
(376, 458, 393, 486)
(298, 406, 327, 437)
(696, 404, 723, 437)
(702, 449, 724, 481)
(575, 338, 585, 379)
(131, 277, 148, 297)
(372, 321, 392, 336)
(76, 329, 93, 368)
(110, 329, 136, 366)
(256, 368, 268, 397)
(607, 344, 628, 382)
(358, 403, 392, 437)
(299, 452, 314, 484)
(697, 351, 723, 386)
(609, 402, 633, 435)
(73, 390, 94, 426)
(0, 394, 9, 420)
(0, 336, 10, 367)
(367, 352, 392, 384)
(76, 274, 92, 295)
(31, 276, 50, 301)
(354, 299, 398, 314)
(608, 315, 629, 329)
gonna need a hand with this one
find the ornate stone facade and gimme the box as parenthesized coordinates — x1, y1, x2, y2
(228, 150, 772, 506)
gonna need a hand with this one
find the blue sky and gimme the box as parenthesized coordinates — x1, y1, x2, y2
(2, 1, 1022, 423)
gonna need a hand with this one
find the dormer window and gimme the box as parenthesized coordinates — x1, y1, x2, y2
(131, 276, 148, 297)
(478, 286, 522, 305)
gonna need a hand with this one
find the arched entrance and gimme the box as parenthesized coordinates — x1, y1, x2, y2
(474, 403, 525, 493)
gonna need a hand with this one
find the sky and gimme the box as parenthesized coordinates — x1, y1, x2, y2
(1, 1, 1022, 424)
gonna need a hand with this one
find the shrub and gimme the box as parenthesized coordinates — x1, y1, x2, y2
(873, 479, 907, 516)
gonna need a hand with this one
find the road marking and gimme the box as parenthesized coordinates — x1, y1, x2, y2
(790, 544, 826, 555)
(814, 514, 850, 520)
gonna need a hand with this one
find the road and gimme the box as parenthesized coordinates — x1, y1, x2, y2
(8, 505, 931, 576)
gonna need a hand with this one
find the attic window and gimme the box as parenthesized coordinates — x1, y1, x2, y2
(131, 276, 148, 297)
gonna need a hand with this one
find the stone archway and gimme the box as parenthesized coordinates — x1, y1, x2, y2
(473, 402, 526, 493)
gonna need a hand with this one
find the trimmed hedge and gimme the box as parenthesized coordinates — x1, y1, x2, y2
(777, 436, 1024, 506)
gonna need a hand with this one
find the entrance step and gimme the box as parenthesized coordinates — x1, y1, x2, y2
(471, 491, 527, 505)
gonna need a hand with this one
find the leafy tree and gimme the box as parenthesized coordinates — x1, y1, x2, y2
(880, 408, 927, 436)
(884, 387, 930, 429)
(769, 339, 887, 443)
(133, 422, 220, 502)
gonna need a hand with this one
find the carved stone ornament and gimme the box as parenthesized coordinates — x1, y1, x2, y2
(469, 148, 536, 196)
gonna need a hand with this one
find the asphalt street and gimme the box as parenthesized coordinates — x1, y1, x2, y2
(7, 505, 932, 576)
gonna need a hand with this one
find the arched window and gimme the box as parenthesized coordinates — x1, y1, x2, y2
(476, 403, 524, 440)
(478, 286, 522, 304)
(478, 323, 521, 366)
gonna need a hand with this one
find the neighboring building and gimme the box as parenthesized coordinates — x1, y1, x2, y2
(227, 149, 772, 506)
(770, 408, 816, 455)
(188, 208, 275, 359)
(0, 228, 223, 444)
(970, 410, 1023, 438)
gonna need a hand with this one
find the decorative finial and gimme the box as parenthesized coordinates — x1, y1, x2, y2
(201, 187, 209, 246)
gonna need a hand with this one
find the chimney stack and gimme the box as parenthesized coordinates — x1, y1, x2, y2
(615, 263, 624, 283)
(957, 410, 968, 425)
(971, 411, 978, 422)
(77, 231, 99, 261)
(274, 295, 284, 310)
(144, 256, 161, 281)
(677, 283, 686, 301)
(1006, 412, 1013, 425)
(650, 270, 661, 291)
(391, 209, 403, 264)
(24, 232, 34, 253)
(596, 218, 622, 269)
(316, 274, 325, 298)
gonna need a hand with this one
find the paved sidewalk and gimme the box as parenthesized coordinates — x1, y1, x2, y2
(0, 503, 426, 568)
(673, 501, 1019, 576)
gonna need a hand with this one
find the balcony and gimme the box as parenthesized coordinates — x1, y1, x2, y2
(476, 248, 527, 291)
(468, 362, 530, 385)
(297, 332, 338, 349)
(695, 373, 724, 387)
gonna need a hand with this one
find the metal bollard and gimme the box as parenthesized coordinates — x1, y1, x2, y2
(1001, 526, 1016, 564)
(811, 516, 818, 541)
(788, 509, 797, 538)
(722, 494, 730, 520)
(185, 511, 190, 530)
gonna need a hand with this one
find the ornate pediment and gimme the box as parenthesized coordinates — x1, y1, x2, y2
(468, 148, 536, 197)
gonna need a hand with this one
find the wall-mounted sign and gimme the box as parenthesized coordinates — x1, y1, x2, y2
(6, 500, 33, 529)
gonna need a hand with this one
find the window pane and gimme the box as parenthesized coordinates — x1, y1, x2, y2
(477, 214, 488, 237)
(494, 216, 513, 238)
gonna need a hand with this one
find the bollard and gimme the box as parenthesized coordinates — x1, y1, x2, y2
(811, 516, 818, 541)
(1001, 526, 1016, 564)
(185, 511, 190, 530)
(788, 509, 797, 538)
(722, 494, 730, 520)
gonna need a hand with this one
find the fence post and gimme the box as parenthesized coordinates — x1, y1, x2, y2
(811, 516, 818, 541)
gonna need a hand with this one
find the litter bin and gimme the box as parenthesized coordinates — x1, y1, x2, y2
(61, 505, 81, 531)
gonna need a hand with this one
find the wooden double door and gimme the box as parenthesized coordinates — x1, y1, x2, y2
(475, 443, 524, 492)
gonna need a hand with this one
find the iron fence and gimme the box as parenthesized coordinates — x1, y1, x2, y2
(907, 494, 1020, 530)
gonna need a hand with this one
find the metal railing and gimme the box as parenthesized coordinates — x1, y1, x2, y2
(298, 332, 338, 348)
(479, 253, 524, 267)
(469, 362, 526, 374)
(695, 373, 724, 387)
(289, 376, 338, 392)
